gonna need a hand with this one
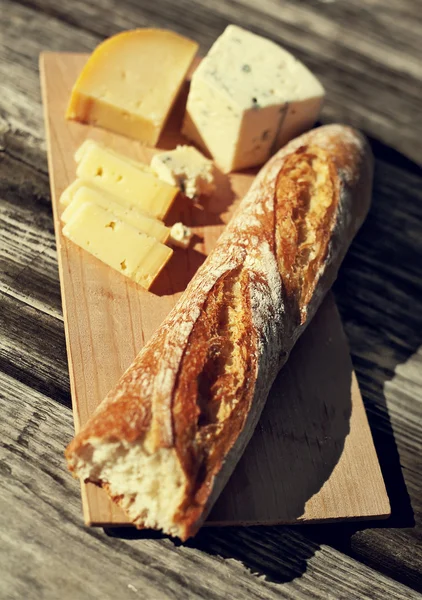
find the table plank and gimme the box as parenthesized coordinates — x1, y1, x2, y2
(4, 0, 421, 164)
(1, 372, 419, 600)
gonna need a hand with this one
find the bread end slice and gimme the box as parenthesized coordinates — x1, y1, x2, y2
(66, 438, 189, 538)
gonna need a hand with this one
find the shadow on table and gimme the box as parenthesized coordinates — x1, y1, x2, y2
(106, 292, 352, 583)
(309, 136, 422, 590)
(105, 293, 353, 583)
(150, 170, 235, 296)
(107, 136, 421, 588)
(105, 524, 320, 584)
(332, 135, 420, 528)
(208, 293, 352, 527)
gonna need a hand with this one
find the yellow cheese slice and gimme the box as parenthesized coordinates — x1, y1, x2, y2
(74, 140, 155, 174)
(60, 179, 87, 207)
(61, 185, 170, 243)
(66, 29, 198, 145)
(62, 201, 173, 290)
(75, 141, 178, 219)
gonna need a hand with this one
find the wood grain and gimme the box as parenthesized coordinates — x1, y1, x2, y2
(39, 51, 389, 528)
(1, 0, 421, 597)
(1, 372, 418, 600)
(7, 0, 421, 164)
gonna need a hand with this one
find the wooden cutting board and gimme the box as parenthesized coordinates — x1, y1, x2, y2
(39, 52, 390, 528)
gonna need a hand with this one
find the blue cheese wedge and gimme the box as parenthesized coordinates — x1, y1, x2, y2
(182, 25, 325, 173)
(151, 145, 215, 201)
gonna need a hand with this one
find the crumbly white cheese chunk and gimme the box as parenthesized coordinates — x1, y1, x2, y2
(151, 145, 215, 200)
(182, 25, 325, 173)
(169, 222, 193, 249)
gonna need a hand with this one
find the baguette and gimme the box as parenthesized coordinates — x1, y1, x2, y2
(66, 124, 373, 540)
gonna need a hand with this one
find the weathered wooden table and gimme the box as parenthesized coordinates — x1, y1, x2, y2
(1, 1, 421, 598)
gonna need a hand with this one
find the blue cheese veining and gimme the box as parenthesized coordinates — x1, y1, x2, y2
(182, 25, 325, 173)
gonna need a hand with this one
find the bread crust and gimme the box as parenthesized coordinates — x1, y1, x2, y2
(66, 124, 373, 540)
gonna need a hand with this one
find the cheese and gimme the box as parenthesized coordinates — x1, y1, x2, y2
(60, 179, 87, 207)
(151, 145, 215, 200)
(74, 140, 155, 173)
(66, 29, 198, 145)
(169, 222, 193, 249)
(182, 25, 325, 172)
(61, 186, 170, 243)
(75, 140, 178, 219)
(63, 202, 172, 290)
(74, 139, 99, 163)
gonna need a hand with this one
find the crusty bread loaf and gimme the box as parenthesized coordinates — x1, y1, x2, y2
(66, 124, 373, 540)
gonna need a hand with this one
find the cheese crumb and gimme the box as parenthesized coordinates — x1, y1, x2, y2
(170, 222, 193, 249)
